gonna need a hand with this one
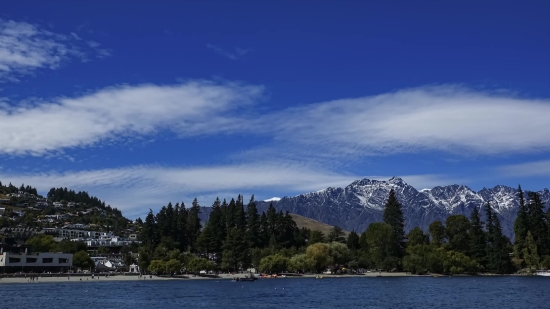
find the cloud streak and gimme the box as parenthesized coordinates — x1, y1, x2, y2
(0, 18, 110, 82)
(497, 160, 550, 178)
(0, 81, 263, 155)
(207, 44, 252, 60)
(260, 86, 550, 158)
(1, 83, 549, 159)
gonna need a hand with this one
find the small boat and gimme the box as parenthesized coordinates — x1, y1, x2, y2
(233, 273, 258, 282)
(536, 270, 550, 276)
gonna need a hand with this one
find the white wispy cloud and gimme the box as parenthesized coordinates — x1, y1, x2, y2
(497, 159, 550, 178)
(259, 86, 550, 158)
(1, 83, 549, 160)
(0, 163, 456, 218)
(207, 44, 252, 60)
(0, 81, 263, 155)
(0, 18, 110, 82)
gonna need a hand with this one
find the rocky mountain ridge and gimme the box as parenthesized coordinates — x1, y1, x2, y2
(253, 177, 550, 239)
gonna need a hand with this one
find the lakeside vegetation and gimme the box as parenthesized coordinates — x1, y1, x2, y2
(138, 186, 550, 275)
(4, 179, 550, 276)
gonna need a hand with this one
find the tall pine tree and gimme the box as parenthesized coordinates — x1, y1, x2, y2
(523, 231, 540, 272)
(186, 198, 202, 252)
(468, 206, 487, 267)
(221, 227, 249, 271)
(245, 195, 261, 248)
(513, 185, 529, 262)
(527, 192, 549, 256)
(383, 189, 406, 259)
(141, 209, 158, 247)
(177, 202, 188, 251)
(485, 203, 513, 274)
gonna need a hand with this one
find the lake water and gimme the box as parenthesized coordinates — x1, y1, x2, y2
(0, 277, 547, 308)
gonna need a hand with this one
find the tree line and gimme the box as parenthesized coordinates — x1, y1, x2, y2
(139, 186, 549, 275)
(138, 195, 307, 273)
(0, 182, 38, 196)
(47, 187, 122, 217)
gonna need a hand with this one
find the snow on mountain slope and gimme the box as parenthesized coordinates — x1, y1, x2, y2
(254, 177, 550, 239)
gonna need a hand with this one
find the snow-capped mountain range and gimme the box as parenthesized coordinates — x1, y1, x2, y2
(253, 177, 550, 239)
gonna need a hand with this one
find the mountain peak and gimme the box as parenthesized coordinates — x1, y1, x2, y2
(255, 178, 550, 239)
(388, 176, 406, 185)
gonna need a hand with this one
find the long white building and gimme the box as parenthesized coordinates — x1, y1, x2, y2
(0, 251, 73, 272)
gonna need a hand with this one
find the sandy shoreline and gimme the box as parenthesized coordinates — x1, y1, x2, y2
(0, 272, 420, 284)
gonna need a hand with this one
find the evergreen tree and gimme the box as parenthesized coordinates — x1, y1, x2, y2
(513, 185, 529, 261)
(259, 212, 269, 247)
(166, 202, 175, 239)
(177, 202, 188, 251)
(523, 231, 540, 272)
(527, 192, 550, 256)
(365, 222, 397, 270)
(209, 198, 225, 256)
(327, 226, 346, 243)
(294, 227, 310, 248)
(268, 234, 278, 249)
(235, 195, 247, 230)
(141, 209, 158, 247)
(407, 227, 429, 246)
(197, 222, 215, 255)
(445, 215, 471, 254)
(485, 203, 513, 274)
(429, 221, 446, 246)
(308, 230, 325, 245)
(468, 206, 487, 267)
(197, 199, 224, 257)
(383, 189, 405, 259)
(245, 195, 261, 248)
(346, 231, 360, 251)
(278, 212, 298, 248)
(172, 203, 180, 242)
(484, 202, 495, 269)
(226, 198, 236, 229)
(155, 206, 169, 239)
(359, 231, 369, 252)
(221, 228, 249, 271)
(186, 198, 202, 252)
(266, 203, 278, 236)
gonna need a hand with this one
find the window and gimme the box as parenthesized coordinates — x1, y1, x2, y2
(8, 257, 21, 263)
(58, 258, 68, 264)
(26, 258, 37, 263)
(42, 258, 53, 263)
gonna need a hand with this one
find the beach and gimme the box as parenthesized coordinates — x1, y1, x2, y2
(0, 271, 416, 284)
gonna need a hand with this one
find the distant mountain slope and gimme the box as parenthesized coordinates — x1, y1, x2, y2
(290, 213, 349, 235)
(254, 177, 550, 239)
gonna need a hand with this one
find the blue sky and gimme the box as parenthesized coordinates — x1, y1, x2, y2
(1, 0, 549, 218)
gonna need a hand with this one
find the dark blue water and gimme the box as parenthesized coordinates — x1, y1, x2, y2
(0, 277, 548, 308)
